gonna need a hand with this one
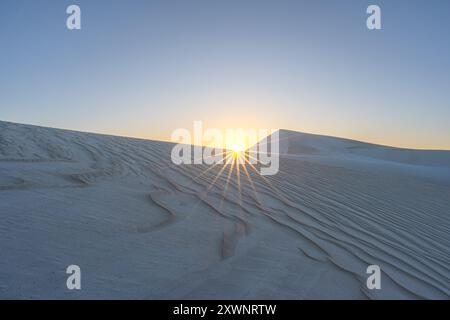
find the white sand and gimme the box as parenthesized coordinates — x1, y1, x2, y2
(0, 121, 449, 299)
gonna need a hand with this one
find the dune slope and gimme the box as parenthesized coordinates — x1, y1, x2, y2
(0, 121, 449, 299)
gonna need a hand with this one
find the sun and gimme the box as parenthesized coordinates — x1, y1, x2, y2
(228, 143, 246, 164)
(230, 143, 244, 153)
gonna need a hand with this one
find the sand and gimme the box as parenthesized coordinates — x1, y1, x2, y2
(0, 121, 449, 299)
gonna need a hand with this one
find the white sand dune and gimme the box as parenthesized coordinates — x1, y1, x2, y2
(0, 120, 449, 299)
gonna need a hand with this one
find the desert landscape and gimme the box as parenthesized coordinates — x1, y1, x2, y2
(0, 120, 449, 299)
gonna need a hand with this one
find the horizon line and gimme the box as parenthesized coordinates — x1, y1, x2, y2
(1, 119, 449, 152)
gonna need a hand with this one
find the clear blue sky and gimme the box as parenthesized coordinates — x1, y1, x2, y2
(1, 0, 449, 149)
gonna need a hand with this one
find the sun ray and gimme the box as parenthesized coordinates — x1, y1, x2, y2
(243, 155, 289, 203)
(192, 151, 227, 181)
(240, 158, 263, 207)
(219, 154, 236, 209)
(202, 153, 233, 196)
(189, 153, 233, 213)
(235, 153, 242, 204)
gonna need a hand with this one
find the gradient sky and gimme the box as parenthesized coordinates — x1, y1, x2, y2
(1, 0, 449, 149)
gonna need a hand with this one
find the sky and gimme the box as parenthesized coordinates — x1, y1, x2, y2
(0, 0, 449, 149)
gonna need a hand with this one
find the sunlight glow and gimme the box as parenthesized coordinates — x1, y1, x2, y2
(230, 143, 244, 154)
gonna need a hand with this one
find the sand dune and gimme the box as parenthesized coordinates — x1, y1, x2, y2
(0, 120, 449, 299)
